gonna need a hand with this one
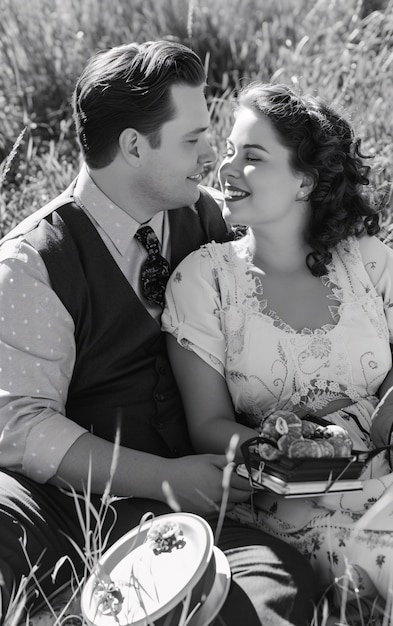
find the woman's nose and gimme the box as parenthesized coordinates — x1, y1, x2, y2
(218, 157, 238, 179)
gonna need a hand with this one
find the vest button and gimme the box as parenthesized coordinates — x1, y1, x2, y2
(155, 393, 165, 402)
(158, 366, 167, 375)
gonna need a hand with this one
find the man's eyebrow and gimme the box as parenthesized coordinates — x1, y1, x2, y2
(185, 126, 209, 135)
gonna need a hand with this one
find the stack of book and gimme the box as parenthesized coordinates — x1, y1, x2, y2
(236, 462, 363, 497)
(238, 436, 367, 498)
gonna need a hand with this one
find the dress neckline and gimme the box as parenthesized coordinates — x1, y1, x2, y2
(234, 235, 344, 336)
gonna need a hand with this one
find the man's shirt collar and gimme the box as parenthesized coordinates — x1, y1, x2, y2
(73, 165, 165, 255)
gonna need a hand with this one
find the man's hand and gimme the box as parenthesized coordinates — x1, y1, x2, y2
(162, 454, 252, 515)
(52, 434, 252, 510)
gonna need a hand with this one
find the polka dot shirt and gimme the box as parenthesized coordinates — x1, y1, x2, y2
(0, 165, 169, 482)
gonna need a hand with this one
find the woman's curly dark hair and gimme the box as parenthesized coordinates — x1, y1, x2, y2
(235, 83, 380, 276)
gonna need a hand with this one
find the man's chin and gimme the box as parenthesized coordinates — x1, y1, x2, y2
(165, 184, 201, 211)
(183, 184, 201, 207)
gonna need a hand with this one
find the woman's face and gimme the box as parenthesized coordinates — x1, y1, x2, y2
(218, 106, 306, 229)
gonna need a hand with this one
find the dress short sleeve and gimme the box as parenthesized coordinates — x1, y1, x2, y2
(361, 235, 393, 342)
(162, 247, 226, 376)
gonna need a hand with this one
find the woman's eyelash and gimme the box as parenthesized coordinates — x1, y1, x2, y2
(222, 151, 260, 162)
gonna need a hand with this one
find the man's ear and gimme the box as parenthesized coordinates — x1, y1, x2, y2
(118, 128, 141, 167)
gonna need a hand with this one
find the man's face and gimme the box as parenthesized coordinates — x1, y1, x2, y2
(134, 84, 216, 215)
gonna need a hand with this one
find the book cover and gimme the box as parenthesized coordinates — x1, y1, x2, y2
(236, 463, 363, 498)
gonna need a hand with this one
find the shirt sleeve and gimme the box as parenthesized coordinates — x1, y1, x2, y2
(0, 237, 88, 482)
(161, 248, 226, 376)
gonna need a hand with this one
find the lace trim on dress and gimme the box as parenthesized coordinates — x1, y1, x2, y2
(325, 237, 388, 341)
(204, 235, 385, 340)
(201, 236, 390, 418)
(240, 236, 340, 336)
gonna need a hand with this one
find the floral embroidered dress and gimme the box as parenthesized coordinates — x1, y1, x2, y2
(162, 234, 393, 600)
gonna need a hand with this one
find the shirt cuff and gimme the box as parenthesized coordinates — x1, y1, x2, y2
(24, 415, 88, 483)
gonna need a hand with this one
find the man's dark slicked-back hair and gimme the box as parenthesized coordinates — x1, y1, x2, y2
(72, 40, 206, 169)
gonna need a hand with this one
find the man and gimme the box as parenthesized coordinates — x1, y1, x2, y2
(0, 41, 315, 624)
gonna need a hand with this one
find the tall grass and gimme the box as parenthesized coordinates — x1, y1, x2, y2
(2, 433, 239, 626)
(0, 0, 392, 236)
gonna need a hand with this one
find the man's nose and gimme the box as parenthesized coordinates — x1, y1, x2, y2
(200, 140, 217, 166)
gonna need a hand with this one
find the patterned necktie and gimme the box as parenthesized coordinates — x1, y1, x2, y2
(135, 224, 170, 308)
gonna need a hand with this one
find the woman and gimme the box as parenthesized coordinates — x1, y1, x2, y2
(161, 83, 393, 611)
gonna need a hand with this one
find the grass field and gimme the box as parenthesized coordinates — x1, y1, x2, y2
(1, 0, 393, 624)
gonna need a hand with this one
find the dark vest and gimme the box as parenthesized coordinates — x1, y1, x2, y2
(3, 182, 229, 458)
